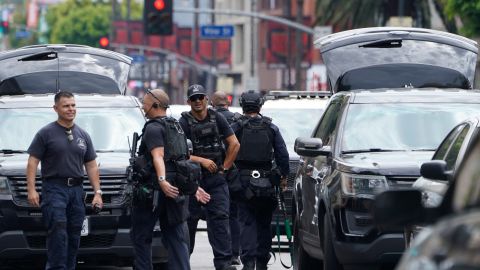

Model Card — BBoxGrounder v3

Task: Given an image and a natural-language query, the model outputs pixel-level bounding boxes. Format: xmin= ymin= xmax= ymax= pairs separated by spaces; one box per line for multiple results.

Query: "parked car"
xmin=261 ymin=91 xmax=329 ymax=240
xmin=374 ymin=126 xmax=480 ymax=270
xmin=292 ymin=27 xmax=479 ymax=270
xmin=0 ymin=44 xmax=132 ymax=95
xmin=0 ymin=94 xmax=168 ymax=268
xmin=396 ymin=117 xmax=480 ymax=248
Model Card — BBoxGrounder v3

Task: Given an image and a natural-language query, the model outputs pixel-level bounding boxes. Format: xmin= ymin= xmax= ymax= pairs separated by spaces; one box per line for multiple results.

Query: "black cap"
xmin=187 ymin=84 xmax=207 ymax=98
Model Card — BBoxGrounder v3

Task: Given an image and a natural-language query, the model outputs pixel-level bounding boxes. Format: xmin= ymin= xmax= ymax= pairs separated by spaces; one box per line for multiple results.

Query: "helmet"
xmin=239 ymin=90 xmax=264 ymax=109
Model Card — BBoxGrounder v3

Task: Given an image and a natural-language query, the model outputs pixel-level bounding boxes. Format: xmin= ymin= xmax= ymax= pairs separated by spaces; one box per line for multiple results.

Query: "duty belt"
xmin=240 ymin=169 xmax=271 ymax=178
xmin=44 ymin=177 xmax=83 ymax=187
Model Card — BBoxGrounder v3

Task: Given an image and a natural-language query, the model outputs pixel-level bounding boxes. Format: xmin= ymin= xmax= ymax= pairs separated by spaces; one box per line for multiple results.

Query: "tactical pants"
xmin=130 ymin=202 xmax=190 ymax=270
xmin=237 ymin=197 xmax=277 ymax=268
xmin=41 ymin=181 xmax=85 ymax=270
xmin=230 ymin=200 xmax=241 ymax=258
xmin=188 ymin=173 xmax=233 ymax=270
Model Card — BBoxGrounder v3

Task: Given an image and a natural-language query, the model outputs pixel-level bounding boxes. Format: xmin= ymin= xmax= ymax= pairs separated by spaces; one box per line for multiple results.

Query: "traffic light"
xmin=0 ymin=21 xmax=9 ymax=34
xmin=99 ymin=36 xmax=110 ymax=49
xmin=144 ymin=0 xmax=173 ymax=36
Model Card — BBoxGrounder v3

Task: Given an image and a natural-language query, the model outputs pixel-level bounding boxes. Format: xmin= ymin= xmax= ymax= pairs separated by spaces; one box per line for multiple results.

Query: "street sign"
xmin=130 ymin=54 xmax=146 ymax=64
xmin=200 ymin=25 xmax=234 ymax=39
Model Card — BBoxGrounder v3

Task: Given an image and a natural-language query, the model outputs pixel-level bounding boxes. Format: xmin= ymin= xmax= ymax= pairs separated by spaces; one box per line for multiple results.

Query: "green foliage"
xmin=443 ymin=0 xmax=480 ymax=36
xmin=46 ymin=0 xmax=111 ymax=47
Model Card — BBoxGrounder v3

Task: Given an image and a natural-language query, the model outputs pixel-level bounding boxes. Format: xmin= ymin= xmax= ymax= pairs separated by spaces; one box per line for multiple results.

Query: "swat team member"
xmin=231 ymin=90 xmax=289 ymax=270
xmin=131 ymin=89 xmax=211 ymax=270
xmin=26 ymin=91 xmax=103 ymax=270
xmin=180 ymin=84 xmax=240 ymax=270
xmin=211 ymin=90 xmax=242 ymax=265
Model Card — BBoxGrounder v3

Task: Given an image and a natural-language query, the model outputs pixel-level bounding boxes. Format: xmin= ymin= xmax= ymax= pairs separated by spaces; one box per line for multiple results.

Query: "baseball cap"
xmin=187 ymin=84 xmax=207 ymax=98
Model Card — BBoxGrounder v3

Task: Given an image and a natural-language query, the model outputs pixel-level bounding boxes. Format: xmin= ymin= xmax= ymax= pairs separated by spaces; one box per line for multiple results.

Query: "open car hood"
xmin=315 ymin=27 xmax=478 ymax=92
xmin=0 ymin=44 xmax=132 ymax=95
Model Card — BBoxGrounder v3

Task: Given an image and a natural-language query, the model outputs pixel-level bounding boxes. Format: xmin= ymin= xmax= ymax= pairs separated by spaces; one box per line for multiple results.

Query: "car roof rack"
xmin=265 ymin=90 xmax=332 ymax=100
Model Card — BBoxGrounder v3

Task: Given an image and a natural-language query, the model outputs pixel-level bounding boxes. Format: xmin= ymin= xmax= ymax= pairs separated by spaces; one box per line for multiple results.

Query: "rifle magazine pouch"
xmin=175 ymin=160 xmax=201 ymax=195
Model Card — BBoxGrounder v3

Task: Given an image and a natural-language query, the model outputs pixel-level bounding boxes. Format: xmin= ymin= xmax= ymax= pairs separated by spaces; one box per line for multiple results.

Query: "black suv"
xmin=292 ymin=27 xmax=480 ymax=269
xmin=0 ymin=94 xmax=167 ymax=267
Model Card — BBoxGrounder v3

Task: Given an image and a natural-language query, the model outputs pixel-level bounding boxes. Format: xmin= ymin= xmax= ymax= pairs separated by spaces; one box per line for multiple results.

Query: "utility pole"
xmin=127 ymin=0 xmax=131 ymax=43
xmin=191 ymin=0 xmax=199 ymax=83
xmin=250 ymin=0 xmax=256 ymax=78
xmin=294 ymin=0 xmax=304 ymax=90
xmin=285 ymin=1 xmax=292 ymax=90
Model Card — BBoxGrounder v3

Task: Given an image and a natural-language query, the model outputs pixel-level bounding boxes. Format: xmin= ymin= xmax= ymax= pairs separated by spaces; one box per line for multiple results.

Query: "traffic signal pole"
xmin=174 ymin=7 xmax=315 ymax=35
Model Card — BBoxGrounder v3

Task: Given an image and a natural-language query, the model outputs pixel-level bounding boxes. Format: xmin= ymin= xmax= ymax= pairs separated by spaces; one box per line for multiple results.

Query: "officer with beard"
xmin=180 ymin=85 xmax=240 ymax=270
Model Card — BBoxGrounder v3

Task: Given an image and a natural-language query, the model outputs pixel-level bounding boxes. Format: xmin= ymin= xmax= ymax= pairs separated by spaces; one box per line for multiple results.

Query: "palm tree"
xmin=314 ymin=0 xmax=456 ymax=33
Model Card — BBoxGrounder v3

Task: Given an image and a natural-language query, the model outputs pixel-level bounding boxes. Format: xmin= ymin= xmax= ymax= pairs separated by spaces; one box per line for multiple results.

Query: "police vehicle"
xmin=0 ymin=44 xmax=131 ymax=96
xmin=0 ymin=95 xmax=168 ymax=268
xmin=292 ymin=27 xmax=480 ymax=270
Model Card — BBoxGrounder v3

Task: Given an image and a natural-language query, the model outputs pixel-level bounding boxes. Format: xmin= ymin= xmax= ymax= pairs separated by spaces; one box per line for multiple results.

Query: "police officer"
xmin=131 ymin=89 xmax=210 ymax=270
xmin=180 ymin=84 xmax=240 ymax=270
xmin=26 ymin=91 xmax=103 ymax=270
xmin=231 ymin=90 xmax=289 ymax=270
xmin=211 ymin=91 xmax=241 ymax=265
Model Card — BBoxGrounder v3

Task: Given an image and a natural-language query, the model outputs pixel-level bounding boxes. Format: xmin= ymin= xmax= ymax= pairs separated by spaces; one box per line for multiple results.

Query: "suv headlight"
xmin=0 ymin=177 xmax=9 ymax=194
xmin=340 ymin=173 xmax=388 ymax=196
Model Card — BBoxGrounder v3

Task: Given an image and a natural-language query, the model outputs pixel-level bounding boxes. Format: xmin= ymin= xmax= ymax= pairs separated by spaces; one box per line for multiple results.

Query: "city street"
xmin=77 ymin=221 xmax=291 ymax=270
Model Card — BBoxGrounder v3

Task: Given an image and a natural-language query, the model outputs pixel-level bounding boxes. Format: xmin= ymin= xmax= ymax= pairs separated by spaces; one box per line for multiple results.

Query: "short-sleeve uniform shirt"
xmin=28 ymin=122 xmax=97 ymax=179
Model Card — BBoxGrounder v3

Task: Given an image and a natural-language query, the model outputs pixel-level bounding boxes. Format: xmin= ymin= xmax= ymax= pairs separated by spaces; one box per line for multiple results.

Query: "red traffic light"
xmin=99 ymin=37 xmax=109 ymax=48
xmin=154 ymin=0 xmax=165 ymax=10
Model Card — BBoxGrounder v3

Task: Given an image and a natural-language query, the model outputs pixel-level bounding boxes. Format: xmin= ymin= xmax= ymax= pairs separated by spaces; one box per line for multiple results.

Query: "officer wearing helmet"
xmin=231 ymin=90 xmax=289 ymax=270
xmin=179 ymin=84 xmax=240 ymax=270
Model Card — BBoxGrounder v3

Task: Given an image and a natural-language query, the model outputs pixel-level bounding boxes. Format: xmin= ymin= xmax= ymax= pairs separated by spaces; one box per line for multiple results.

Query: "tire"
xmin=323 ymin=213 xmax=343 ymax=270
xmin=293 ymin=216 xmax=323 ymax=270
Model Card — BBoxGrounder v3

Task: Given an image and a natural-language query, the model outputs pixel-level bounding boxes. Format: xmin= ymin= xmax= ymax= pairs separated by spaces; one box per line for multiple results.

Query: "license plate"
xmin=81 ymin=217 xmax=89 ymax=236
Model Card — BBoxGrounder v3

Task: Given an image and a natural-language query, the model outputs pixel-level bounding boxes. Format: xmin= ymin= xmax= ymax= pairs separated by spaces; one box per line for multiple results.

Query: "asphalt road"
xmin=74 ymin=221 xmax=291 ymax=270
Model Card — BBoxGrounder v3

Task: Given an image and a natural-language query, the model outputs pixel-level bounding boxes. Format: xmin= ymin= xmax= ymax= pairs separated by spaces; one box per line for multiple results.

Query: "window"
xmin=444 ymin=125 xmax=470 ymax=170
xmin=314 ymin=101 xmax=343 ymax=147
xmin=434 ymin=124 xmax=466 ymax=160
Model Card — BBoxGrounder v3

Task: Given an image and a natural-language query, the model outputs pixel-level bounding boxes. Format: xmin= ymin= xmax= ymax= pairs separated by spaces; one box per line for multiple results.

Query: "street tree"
xmin=45 ymin=0 xmax=142 ymax=47
xmin=314 ymin=0 xmax=455 ymax=33
xmin=443 ymin=0 xmax=480 ymax=37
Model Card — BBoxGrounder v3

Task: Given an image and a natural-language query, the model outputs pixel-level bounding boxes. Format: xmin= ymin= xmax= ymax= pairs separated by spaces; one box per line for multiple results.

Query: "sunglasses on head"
xmin=189 ymin=95 xmax=205 ymax=102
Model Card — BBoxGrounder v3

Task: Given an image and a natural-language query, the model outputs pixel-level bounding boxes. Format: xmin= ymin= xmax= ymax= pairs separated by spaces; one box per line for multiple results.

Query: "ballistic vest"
xmin=235 ymin=115 xmax=274 ymax=170
xmin=181 ymin=109 xmax=225 ymax=165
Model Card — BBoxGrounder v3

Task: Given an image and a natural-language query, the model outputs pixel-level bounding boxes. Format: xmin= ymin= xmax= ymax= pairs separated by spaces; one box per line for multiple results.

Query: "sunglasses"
xmin=65 ymin=128 xmax=73 ymax=142
xmin=189 ymin=95 xmax=206 ymax=102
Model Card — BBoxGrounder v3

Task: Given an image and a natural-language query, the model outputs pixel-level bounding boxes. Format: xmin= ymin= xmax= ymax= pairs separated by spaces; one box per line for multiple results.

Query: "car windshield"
xmin=0 ymin=107 xmax=145 ymax=152
xmin=341 ymin=103 xmax=480 ymax=152
xmin=261 ymin=107 xmax=324 ymax=156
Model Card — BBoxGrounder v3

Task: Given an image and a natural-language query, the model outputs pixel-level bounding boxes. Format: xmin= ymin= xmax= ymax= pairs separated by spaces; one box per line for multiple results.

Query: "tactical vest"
xmin=215 ymin=107 xmax=243 ymax=125
xmin=181 ymin=109 xmax=225 ymax=165
xmin=138 ymin=117 xmax=189 ymax=164
xmin=235 ymin=115 xmax=274 ymax=170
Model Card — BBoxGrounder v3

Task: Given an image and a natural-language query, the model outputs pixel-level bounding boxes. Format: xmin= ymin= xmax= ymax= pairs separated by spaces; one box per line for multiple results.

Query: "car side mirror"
xmin=294 ymin=137 xmax=328 ymax=157
xmin=420 ymin=160 xmax=448 ymax=181
xmin=373 ymin=189 xmax=424 ymax=229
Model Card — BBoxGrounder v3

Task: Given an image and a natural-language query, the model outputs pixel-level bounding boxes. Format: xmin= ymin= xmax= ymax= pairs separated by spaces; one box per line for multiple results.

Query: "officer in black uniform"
xmin=131 ymin=89 xmax=210 ymax=270
xmin=211 ymin=91 xmax=241 ymax=265
xmin=231 ymin=90 xmax=289 ymax=270
xmin=179 ymin=84 xmax=240 ymax=270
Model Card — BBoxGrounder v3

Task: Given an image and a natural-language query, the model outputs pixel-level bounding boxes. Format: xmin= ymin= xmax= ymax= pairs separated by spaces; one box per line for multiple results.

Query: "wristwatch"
xmin=95 ymin=189 xmax=103 ymax=196
xmin=158 ymin=176 xmax=166 ymax=182
xmin=219 ymin=166 xmax=229 ymax=174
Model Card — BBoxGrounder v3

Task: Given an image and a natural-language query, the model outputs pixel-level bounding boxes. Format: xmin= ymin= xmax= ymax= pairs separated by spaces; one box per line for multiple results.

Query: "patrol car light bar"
xmin=265 ymin=90 xmax=332 ymax=100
